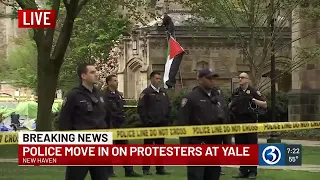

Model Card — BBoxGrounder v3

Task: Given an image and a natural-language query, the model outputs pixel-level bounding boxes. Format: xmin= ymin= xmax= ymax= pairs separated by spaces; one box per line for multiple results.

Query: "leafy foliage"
xmin=122 ymin=88 xmax=289 ymax=127
xmin=260 ymin=91 xmax=288 ymax=122
xmin=1 ymin=34 xmax=37 ymax=90
xmin=0 ymin=0 xmax=133 ymax=93
xmin=179 ymin=0 xmax=320 ymax=88
xmin=95 ymin=41 xmax=122 ymax=88
xmin=300 ymin=0 xmax=320 ymax=19
xmin=0 ymin=58 xmax=10 ymax=80
xmin=0 ymin=0 xmax=152 ymax=131
xmin=58 ymin=0 xmax=130 ymax=91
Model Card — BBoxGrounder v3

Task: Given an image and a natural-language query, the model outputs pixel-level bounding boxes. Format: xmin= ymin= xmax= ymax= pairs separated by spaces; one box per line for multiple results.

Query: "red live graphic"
xmin=18 ymin=10 xmax=56 ymax=28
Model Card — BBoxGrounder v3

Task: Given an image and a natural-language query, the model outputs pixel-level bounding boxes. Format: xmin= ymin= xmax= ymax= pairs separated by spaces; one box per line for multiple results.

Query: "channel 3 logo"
xmin=259 ymin=144 xmax=285 ymax=166
xmin=262 ymin=146 xmax=281 ymax=165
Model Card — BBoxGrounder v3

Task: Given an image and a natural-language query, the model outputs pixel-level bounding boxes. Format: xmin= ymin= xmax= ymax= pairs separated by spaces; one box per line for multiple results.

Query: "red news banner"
xmin=19 ymin=144 xmax=258 ymax=166
xmin=18 ymin=132 xmax=258 ymax=166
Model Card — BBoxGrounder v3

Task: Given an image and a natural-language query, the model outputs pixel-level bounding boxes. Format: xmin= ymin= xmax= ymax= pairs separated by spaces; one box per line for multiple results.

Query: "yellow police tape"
xmin=1 ymin=121 xmax=320 ymax=145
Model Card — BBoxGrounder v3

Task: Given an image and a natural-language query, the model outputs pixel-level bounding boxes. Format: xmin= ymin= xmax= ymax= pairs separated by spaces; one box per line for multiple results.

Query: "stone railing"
xmin=137 ymin=26 xmax=291 ymax=41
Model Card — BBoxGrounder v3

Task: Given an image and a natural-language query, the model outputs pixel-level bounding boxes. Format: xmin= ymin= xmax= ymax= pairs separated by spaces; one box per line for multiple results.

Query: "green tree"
xmin=0 ymin=0 xmax=130 ymax=93
xmin=0 ymin=58 xmax=10 ymax=81
xmin=59 ymin=0 xmax=129 ymax=91
xmin=4 ymin=35 xmax=37 ymax=89
xmin=0 ymin=0 xmax=150 ymax=130
xmin=180 ymin=0 xmax=320 ymax=88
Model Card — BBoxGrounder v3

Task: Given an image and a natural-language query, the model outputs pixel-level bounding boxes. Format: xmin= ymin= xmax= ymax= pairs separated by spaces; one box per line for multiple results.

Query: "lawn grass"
xmin=0 ymin=163 xmax=319 ymax=180
xmin=1 ymin=139 xmax=320 ymax=165
xmin=1 ymin=138 xmax=320 ymax=179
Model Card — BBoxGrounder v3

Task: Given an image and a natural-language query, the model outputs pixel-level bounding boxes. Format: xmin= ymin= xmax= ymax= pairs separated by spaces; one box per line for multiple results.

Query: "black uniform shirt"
xmin=137 ymin=85 xmax=171 ymax=126
xmin=212 ymin=87 xmax=230 ymax=124
xmin=103 ymin=88 xmax=126 ymax=128
xmin=177 ymin=86 xmax=225 ymax=126
xmin=58 ymin=85 xmax=108 ymax=130
xmin=231 ymin=85 xmax=265 ymax=117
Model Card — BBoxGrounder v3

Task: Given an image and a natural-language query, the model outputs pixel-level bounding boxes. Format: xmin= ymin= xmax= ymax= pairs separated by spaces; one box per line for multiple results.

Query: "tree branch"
xmin=63 ymin=0 xmax=70 ymax=12
xmin=15 ymin=0 xmax=38 ymax=9
xmin=14 ymin=0 xmax=43 ymax=45
xmin=219 ymin=0 xmax=258 ymax=72
xmin=259 ymin=45 xmax=320 ymax=92
xmin=45 ymin=0 xmax=61 ymax=56
xmin=259 ymin=55 xmax=317 ymax=92
xmin=0 ymin=0 xmax=15 ymax=6
xmin=76 ymin=0 xmax=89 ymax=15
xmin=51 ymin=0 xmax=84 ymax=67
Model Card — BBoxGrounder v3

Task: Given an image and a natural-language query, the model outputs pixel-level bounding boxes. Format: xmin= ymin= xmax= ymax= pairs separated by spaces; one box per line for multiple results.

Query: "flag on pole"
xmin=163 ymin=36 xmax=185 ymax=89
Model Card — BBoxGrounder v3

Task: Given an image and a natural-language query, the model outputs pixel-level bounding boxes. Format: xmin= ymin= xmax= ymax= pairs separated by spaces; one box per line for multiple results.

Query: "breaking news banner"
xmin=17 ymin=132 xmax=302 ymax=166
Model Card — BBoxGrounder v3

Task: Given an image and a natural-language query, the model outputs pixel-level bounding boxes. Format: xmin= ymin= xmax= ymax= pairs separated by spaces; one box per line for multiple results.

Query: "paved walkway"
xmin=257 ymin=138 xmax=320 ymax=147
xmin=0 ymin=158 xmax=17 ymax=162
xmin=172 ymin=137 xmax=320 ymax=147
xmin=223 ymin=164 xmax=320 ymax=172
xmin=0 ymin=158 xmax=319 ymax=172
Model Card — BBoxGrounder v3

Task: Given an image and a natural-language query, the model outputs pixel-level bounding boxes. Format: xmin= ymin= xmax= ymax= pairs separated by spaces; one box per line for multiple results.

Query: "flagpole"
xmin=179 ymin=68 xmax=183 ymax=88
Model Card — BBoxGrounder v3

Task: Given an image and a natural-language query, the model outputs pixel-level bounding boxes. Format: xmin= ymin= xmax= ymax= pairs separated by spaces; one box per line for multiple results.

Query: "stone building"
xmin=116 ymin=24 xmax=292 ymax=99
xmin=288 ymin=4 xmax=320 ymax=121
xmin=0 ymin=3 xmax=23 ymax=61
xmin=115 ymin=0 xmax=292 ymax=99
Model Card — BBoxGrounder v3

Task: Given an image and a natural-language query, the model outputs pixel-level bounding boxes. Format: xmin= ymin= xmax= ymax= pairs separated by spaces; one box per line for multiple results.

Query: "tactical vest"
xmin=232 ymin=87 xmax=255 ymax=115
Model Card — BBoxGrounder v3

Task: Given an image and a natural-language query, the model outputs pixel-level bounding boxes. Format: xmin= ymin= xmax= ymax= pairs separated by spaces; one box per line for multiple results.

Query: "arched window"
xmin=196 ymin=61 xmax=209 ymax=70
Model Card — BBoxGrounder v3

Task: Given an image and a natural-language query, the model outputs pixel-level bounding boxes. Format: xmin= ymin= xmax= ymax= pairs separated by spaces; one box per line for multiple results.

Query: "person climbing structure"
xmin=162 ymin=12 xmax=175 ymax=40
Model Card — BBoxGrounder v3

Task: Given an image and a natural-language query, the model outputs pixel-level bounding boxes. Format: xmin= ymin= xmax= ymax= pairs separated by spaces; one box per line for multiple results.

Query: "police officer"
xmin=177 ymin=68 xmax=225 ymax=180
xmin=103 ymin=74 xmax=142 ymax=178
xmin=230 ymin=72 xmax=267 ymax=180
xmin=137 ymin=71 xmax=171 ymax=176
xmin=58 ymin=63 xmax=109 ymax=180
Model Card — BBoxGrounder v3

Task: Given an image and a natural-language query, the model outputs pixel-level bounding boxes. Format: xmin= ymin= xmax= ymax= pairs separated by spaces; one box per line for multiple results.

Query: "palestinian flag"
xmin=163 ymin=36 xmax=185 ymax=89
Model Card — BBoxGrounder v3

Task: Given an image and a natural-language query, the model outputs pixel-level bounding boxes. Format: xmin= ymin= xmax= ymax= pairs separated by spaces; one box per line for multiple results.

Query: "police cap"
xmin=198 ymin=68 xmax=219 ymax=78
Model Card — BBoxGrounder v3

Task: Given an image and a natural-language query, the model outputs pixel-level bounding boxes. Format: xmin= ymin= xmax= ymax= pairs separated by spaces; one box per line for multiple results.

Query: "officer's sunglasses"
xmin=239 ymin=76 xmax=248 ymax=79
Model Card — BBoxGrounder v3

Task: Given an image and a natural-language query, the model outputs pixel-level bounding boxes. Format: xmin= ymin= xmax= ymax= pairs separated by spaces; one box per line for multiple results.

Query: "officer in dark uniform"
xmin=177 ymin=68 xmax=225 ymax=180
xmin=103 ymin=74 xmax=142 ymax=178
xmin=192 ymin=86 xmax=232 ymax=146
xmin=137 ymin=71 xmax=171 ymax=176
xmin=58 ymin=63 xmax=109 ymax=180
xmin=230 ymin=72 xmax=267 ymax=180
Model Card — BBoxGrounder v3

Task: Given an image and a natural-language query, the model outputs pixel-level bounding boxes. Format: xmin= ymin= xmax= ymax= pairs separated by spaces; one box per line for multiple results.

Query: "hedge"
xmin=51 ymin=88 xmax=320 ymax=139
xmin=259 ymin=129 xmax=320 ymax=140
xmin=52 ymin=88 xmax=288 ymax=129
xmin=123 ymin=88 xmax=289 ymax=127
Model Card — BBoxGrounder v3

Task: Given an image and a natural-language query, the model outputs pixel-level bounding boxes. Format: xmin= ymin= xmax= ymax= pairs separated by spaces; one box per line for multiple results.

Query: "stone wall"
xmin=147 ymin=26 xmax=291 ymax=90
xmin=148 ymin=36 xmax=240 ymax=89
xmin=289 ymin=92 xmax=320 ymax=121
xmin=117 ymin=26 xmax=292 ymax=99
xmin=288 ymin=6 xmax=320 ymax=121
xmin=0 ymin=83 xmax=33 ymax=96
